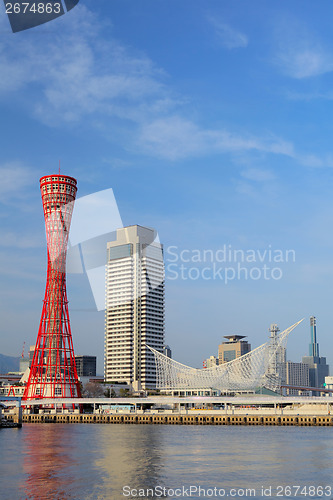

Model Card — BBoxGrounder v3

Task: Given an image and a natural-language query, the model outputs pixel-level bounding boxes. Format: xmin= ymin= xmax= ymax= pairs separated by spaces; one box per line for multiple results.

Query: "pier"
xmin=0 ymin=399 xmax=22 ymax=428
xmin=8 ymin=395 xmax=332 ymax=427
xmin=21 ymin=412 xmax=333 ymax=426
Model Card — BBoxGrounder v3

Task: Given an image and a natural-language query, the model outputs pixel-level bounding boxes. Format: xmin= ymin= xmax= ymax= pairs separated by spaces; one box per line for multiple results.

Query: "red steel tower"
xmin=23 ymin=174 xmax=81 ymax=400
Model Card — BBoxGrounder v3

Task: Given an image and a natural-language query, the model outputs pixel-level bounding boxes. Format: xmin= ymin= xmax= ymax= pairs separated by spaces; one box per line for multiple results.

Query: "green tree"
xmin=104 ymin=387 xmax=116 ymax=398
xmin=119 ymin=388 xmax=131 ymax=398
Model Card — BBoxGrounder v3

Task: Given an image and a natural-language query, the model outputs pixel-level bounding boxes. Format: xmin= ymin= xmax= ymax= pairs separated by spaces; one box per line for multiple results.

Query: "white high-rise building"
xmin=104 ymin=225 xmax=165 ymax=391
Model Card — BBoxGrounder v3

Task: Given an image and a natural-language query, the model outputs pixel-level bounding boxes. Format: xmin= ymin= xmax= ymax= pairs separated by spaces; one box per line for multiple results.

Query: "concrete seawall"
xmin=22 ymin=413 xmax=333 ymax=426
xmin=1 ymin=407 xmax=22 ymax=428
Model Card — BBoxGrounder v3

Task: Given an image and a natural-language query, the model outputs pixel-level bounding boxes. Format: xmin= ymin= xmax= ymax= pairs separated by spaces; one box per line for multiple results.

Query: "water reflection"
xmin=94 ymin=425 xmax=166 ymax=497
xmin=19 ymin=424 xmax=166 ymax=499
xmin=152 ymin=426 xmax=333 ymax=495
xmin=20 ymin=424 xmax=80 ymax=499
xmin=9 ymin=424 xmax=333 ymax=500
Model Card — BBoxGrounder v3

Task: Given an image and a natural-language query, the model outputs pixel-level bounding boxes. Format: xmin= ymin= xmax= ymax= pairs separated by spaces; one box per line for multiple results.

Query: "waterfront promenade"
xmin=2 ymin=395 xmax=333 ymax=427
xmin=21 ymin=412 xmax=333 ymax=426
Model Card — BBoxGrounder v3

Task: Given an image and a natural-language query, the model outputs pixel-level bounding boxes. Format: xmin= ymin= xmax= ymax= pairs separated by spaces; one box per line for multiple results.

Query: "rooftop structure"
xmin=223 ymin=335 xmax=247 ymax=341
xmin=218 ymin=335 xmax=251 ymax=364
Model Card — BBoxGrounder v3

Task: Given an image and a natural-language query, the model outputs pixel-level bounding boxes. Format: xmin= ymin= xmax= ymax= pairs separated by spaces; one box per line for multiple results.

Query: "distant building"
xmin=302 ymin=355 xmax=329 ymax=391
xmin=29 ymin=345 xmax=35 ymax=368
xmin=203 ymin=356 xmax=219 ymax=368
xmin=302 ymin=317 xmax=329 ymax=394
xmin=286 ymin=362 xmax=310 ymax=395
xmin=324 ymin=376 xmax=333 ymax=390
xmin=218 ymin=335 xmax=251 ymax=364
xmin=163 ymin=345 xmax=172 ymax=359
xmin=0 ymin=374 xmax=26 ymax=397
xmin=0 ymin=383 xmax=25 ymax=397
xmin=19 ymin=357 xmax=29 ymax=373
xmin=75 ymin=356 xmax=97 ymax=377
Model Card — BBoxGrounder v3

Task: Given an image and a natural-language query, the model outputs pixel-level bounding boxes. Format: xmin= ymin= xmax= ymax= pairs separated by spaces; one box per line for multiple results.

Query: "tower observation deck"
xmin=23 ymin=175 xmax=81 ymax=400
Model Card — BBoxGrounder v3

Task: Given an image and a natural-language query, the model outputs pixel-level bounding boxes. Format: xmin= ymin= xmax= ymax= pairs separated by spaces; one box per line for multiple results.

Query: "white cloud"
xmin=0 ymin=162 xmax=37 ymax=204
xmin=208 ymin=17 xmax=248 ymax=49
xmin=273 ymin=20 xmax=333 ymax=79
xmin=285 ymin=89 xmax=333 ymax=104
xmin=0 ymin=232 xmax=42 ymax=249
xmin=137 ymin=115 xmax=333 ymax=167
xmin=136 ymin=115 xmax=296 ymax=161
xmin=236 ymin=168 xmax=279 ymax=202
xmin=137 ymin=117 xmax=208 ymax=160
xmin=241 ymin=168 xmax=276 ymax=182
xmin=0 ymin=250 xmax=43 ymax=281
xmin=0 ymin=5 xmax=173 ymax=125
xmin=276 ymin=47 xmax=333 ymax=79
xmin=0 ymin=6 xmax=331 ymax=168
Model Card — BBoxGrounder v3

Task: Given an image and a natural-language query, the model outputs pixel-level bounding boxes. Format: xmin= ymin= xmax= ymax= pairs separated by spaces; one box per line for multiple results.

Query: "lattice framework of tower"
xmin=23 ymin=174 xmax=81 ymax=400
xmin=148 ymin=320 xmax=303 ymax=393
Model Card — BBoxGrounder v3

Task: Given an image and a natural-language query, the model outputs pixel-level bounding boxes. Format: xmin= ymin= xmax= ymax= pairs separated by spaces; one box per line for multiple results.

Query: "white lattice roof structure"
xmin=148 ymin=320 xmax=303 ymax=393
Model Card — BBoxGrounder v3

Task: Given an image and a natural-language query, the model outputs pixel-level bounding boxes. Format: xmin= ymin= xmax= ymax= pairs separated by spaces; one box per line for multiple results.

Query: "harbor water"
xmin=1 ymin=424 xmax=333 ymax=499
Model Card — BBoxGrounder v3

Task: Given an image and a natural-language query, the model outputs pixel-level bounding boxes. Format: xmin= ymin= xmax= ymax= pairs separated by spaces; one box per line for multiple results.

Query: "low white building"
xmin=203 ymin=356 xmax=219 ymax=368
xmin=324 ymin=376 xmax=333 ymax=390
xmin=0 ymin=369 xmax=29 ymax=397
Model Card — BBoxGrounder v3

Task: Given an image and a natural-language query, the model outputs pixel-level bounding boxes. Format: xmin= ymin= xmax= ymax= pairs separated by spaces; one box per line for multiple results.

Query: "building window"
xmin=223 ymin=350 xmax=236 ymax=362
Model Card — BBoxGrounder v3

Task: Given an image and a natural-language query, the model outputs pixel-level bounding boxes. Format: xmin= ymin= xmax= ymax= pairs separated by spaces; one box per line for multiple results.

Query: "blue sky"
xmin=1 ymin=0 xmax=333 ymax=373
